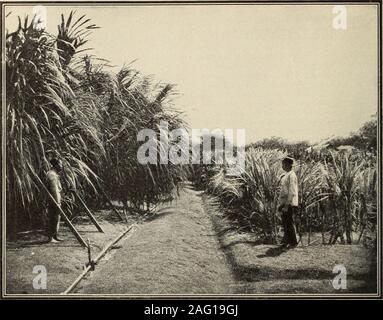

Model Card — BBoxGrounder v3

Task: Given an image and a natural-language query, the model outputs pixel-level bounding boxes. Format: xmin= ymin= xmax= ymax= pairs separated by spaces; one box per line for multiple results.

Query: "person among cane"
xmin=278 ymin=156 xmax=298 ymax=249
xmin=46 ymin=158 xmax=64 ymax=243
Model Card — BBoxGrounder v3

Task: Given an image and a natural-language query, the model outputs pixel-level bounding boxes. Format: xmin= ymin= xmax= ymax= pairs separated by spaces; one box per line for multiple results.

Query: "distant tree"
xmin=358 ymin=113 xmax=377 ymax=151
xmin=251 ymin=136 xmax=287 ymax=150
xmin=329 ymin=113 xmax=377 ymax=152
xmin=248 ymin=137 xmax=311 ymax=160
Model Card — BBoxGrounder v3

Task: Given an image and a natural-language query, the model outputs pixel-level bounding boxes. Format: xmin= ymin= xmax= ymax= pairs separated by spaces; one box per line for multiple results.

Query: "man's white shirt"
xmin=47 ymin=170 xmax=62 ymax=204
xmin=278 ymin=170 xmax=298 ymax=207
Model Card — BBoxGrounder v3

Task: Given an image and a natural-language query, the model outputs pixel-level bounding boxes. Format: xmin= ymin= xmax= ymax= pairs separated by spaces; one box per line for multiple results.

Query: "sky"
xmin=4 ymin=4 xmax=378 ymax=144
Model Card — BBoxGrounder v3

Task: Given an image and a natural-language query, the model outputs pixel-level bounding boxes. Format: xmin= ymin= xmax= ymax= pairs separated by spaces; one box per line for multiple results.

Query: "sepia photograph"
xmin=1 ymin=1 xmax=381 ymax=301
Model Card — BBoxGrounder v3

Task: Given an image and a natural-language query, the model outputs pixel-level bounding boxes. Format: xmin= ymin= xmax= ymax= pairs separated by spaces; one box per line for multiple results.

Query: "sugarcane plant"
xmin=316 ymin=151 xmax=371 ymax=244
xmin=6 ymin=11 xmax=189 ymax=236
xmin=6 ymin=14 xmax=105 ymax=235
xmin=200 ymin=145 xmax=377 ymax=246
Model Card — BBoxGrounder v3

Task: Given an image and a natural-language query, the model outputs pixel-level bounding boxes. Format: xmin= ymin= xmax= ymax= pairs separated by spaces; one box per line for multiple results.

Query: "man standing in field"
xmin=278 ymin=156 xmax=298 ymax=249
xmin=46 ymin=158 xmax=64 ymax=243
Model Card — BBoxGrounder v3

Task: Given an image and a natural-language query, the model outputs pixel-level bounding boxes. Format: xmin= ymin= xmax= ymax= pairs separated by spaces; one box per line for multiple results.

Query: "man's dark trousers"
xmin=47 ymin=203 xmax=60 ymax=238
xmin=281 ymin=206 xmax=298 ymax=245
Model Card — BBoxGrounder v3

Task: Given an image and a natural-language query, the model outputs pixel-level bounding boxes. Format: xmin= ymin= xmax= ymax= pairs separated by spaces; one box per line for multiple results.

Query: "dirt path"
xmin=77 ymin=186 xmax=235 ymax=294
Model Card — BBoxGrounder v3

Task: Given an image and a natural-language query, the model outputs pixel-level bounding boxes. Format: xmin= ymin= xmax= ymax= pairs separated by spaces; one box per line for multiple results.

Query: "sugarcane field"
xmin=2 ymin=3 xmax=381 ymax=300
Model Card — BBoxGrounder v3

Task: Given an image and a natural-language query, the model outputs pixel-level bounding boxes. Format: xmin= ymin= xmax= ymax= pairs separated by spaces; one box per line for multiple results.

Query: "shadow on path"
xmin=256 ymin=246 xmax=286 ymax=258
xmin=145 ymin=209 xmax=175 ymax=222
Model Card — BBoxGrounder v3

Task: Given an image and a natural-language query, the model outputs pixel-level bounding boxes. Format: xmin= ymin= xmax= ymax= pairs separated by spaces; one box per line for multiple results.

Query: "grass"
xmin=79 ymin=186 xmax=234 ymax=294
xmin=6 ymin=186 xmax=378 ymax=295
xmin=203 ymin=194 xmax=377 ymax=294
xmin=6 ymin=210 xmax=135 ymax=294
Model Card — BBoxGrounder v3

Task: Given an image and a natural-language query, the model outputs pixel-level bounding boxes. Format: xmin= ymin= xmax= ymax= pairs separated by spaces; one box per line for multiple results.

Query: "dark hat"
xmin=50 ymin=157 xmax=61 ymax=167
xmin=282 ymin=156 xmax=294 ymax=165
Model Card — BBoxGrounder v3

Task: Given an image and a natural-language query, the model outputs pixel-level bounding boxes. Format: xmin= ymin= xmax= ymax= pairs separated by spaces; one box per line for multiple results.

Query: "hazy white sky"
xmin=5 ymin=4 xmax=378 ymax=144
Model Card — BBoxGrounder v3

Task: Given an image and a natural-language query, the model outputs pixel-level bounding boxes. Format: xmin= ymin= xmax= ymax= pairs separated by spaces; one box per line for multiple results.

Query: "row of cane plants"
xmin=197 ymin=147 xmax=377 ymax=246
xmin=6 ymin=11 xmax=189 ymax=235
